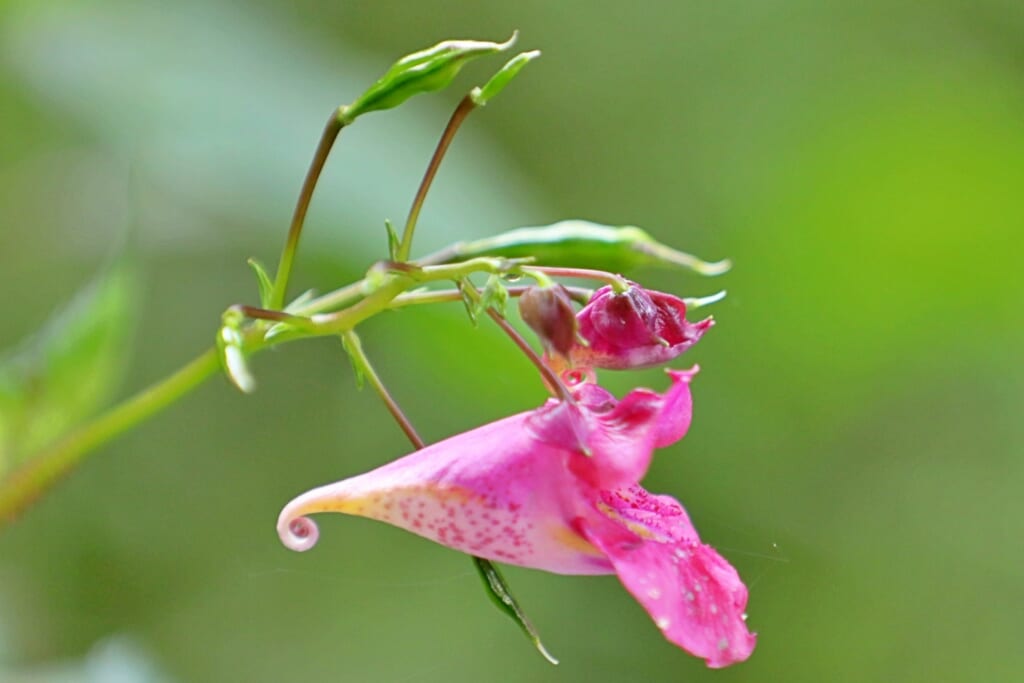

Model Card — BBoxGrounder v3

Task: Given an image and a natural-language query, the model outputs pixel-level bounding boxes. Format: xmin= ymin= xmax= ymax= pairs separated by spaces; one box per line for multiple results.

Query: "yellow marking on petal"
xmin=596 ymin=501 xmax=672 ymax=541
xmin=552 ymin=526 xmax=605 ymax=557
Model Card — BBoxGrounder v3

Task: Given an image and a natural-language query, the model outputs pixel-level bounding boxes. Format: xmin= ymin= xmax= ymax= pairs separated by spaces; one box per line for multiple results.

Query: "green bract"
xmin=342 ymin=33 xmax=518 ymax=124
xmin=471 ymin=50 xmax=542 ymax=107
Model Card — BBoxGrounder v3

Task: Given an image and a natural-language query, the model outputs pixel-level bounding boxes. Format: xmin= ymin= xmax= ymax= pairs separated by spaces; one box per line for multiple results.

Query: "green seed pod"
xmin=343 ymin=34 xmax=518 ymax=124
xmin=420 ymin=220 xmax=731 ymax=276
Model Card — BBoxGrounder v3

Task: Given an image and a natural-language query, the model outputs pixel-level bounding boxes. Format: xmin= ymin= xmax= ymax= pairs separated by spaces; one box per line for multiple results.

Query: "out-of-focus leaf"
xmin=470 ymin=50 xmax=542 ymax=107
xmin=342 ymin=34 xmax=518 ymax=124
xmin=420 ymin=220 xmax=731 ymax=275
xmin=0 ymin=264 xmax=137 ymax=470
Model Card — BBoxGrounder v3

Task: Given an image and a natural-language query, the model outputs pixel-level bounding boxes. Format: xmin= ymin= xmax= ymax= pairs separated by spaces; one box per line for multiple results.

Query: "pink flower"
xmin=277 ymin=368 xmax=755 ymax=667
xmin=569 ymin=284 xmax=713 ymax=370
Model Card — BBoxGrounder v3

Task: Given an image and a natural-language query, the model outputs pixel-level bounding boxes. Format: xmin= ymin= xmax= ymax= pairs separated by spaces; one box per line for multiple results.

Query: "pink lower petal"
xmin=580 ymin=486 xmax=756 ymax=667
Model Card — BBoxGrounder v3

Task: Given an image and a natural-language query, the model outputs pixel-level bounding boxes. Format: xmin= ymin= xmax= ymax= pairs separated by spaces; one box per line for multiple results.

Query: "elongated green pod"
xmin=419 ymin=220 xmax=731 ymax=275
xmin=342 ymin=34 xmax=518 ymax=124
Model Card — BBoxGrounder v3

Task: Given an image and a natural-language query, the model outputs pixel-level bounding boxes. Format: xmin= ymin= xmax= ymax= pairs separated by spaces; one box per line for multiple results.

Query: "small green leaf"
xmin=473 ymin=557 xmax=558 ymax=665
xmin=342 ymin=33 xmax=518 ymax=124
xmin=247 ymin=258 xmax=275 ymax=308
xmin=0 ymin=263 xmax=137 ymax=469
xmin=423 ymin=220 xmax=732 ymax=276
xmin=470 ymin=50 xmax=541 ymax=107
xmin=384 ymin=219 xmax=400 ymax=261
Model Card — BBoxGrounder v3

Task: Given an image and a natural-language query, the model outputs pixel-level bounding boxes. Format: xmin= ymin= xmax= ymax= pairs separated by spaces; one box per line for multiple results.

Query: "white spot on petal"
xmin=656 ymin=617 xmax=671 ymax=631
xmin=717 ymin=637 xmax=730 ymax=651
xmin=647 ymin=588 xmax=662 ymax=600
xmin=685 ymin=591 xmax=695 ymax=602
xmin=710 ymin=605 xmax=718 ymax=614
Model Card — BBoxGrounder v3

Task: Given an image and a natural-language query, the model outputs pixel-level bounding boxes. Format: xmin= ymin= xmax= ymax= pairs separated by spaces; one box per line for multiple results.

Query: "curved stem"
xmin=389 ymin=285 xmax=593 ymax=309
xmin=522 ymin=265 xmax=630 ymax=292
xmin=271 ymin=109 xmax=346 ymax=309
xmin=458 ymin=283 xmax=572 ymax=403
xmin=0 ymin=349 xmax=221 ymax=525
xmin=397 ymin=95 xmax=477 ymax=262
xmin=341 ymin=330 xmax=424 ymax=449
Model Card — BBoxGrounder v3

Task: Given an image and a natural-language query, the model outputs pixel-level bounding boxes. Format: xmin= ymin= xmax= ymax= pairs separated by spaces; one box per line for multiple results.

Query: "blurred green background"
xmin=2 ymin=0 xmax=1022 ymax=681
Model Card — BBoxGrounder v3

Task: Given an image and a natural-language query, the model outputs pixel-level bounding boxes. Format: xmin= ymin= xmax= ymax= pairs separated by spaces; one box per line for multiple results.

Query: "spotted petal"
xmin=580 ymin=485 xmax=756 ymax=667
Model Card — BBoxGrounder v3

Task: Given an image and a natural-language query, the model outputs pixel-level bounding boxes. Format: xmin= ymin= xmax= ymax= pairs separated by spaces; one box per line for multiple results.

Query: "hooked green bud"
xmin=217 ymin=310 xmax=255 ymax=393
xmin=341 ymin=34 xmax=518 ymax=124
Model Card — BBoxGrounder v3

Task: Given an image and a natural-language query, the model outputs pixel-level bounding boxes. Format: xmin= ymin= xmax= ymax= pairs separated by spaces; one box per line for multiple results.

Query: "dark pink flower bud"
xmin=571 ymin=284 xmax=713 ymax=369
xmin=518 ymin=284 xmax=578 ymax=356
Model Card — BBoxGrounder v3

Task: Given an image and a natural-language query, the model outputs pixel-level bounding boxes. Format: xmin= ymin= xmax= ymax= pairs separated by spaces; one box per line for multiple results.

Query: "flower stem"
xmin=0 ymin=348 xmax=221 ymax=525
xmin=522 ymin=265 xmax=630 ymax=292
xmin=340 ymin=330 xmax=424 ymax=449
xmin=396 ymin=95 xmax=477 ymax=262
xmin=271 ymin=108 xmax=346 ymax=309
xmin=389 ymin=285 xmax=593 ymax=309
xmin=458 ymin=283 xmax=573 ymax=403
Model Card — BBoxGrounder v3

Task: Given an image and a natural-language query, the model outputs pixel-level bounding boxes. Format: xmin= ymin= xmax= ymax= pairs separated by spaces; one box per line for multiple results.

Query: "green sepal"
xmin=473 ymin=557 xmax=558 ymax=665
xmin=684 ymin=289 xmax=728 ymax=310
xmin=423 ymin=220 xmax=732 ymax=276
xmin=456 ymin=278 xmax=479 ymax=327
xmin=384 ymin=219 xmax=400 ymax=261
xmin=247 ymin=258 xmax=275 ymax=308
xmin=470 ymin=50 xmax=541 ymax=107
xmin=283 ymin=289 xmax=316 ymax=314
xmin=339 ymin=334 xmax=366 ymax=390
xmin=342 ymin=34 xmax=518 ymax=124
xmin=0 ymin=262 xmax=137 ymax=470
xmin=477 ymin=274 xmax=509 ymax=318
xmin=216 ymin=309 xmax=255 ymax=394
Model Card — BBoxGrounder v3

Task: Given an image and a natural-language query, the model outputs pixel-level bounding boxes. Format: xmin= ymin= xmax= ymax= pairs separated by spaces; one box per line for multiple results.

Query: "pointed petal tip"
xmin=666 ymin=365 xmax=699 ymax=382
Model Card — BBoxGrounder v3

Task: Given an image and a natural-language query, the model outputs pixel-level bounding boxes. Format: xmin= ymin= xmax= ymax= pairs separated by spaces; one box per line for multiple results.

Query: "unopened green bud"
xmin=470 ymin=50 xmax=541 ymax=107
xmin=342 ymin=34 xmax=518 ymax=124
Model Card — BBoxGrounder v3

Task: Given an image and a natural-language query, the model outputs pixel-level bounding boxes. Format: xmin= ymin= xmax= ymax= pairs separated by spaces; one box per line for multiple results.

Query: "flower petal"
xmin=278 ymin=412 xmax=613 ymax=575
xmin=526 ymin=368 xmax=697 ymax=489
xmin=571 ymin=284 xmax=713 ymax=370
xmin=580 ymin=485 xmax=756 ymax=667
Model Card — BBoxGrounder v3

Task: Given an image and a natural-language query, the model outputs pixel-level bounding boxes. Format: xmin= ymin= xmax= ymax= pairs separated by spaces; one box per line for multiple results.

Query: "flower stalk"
xmin=270 ymin=108 xmax=347 ymax=310
xmin=397 ymin=94 xmax=477 ymax=262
